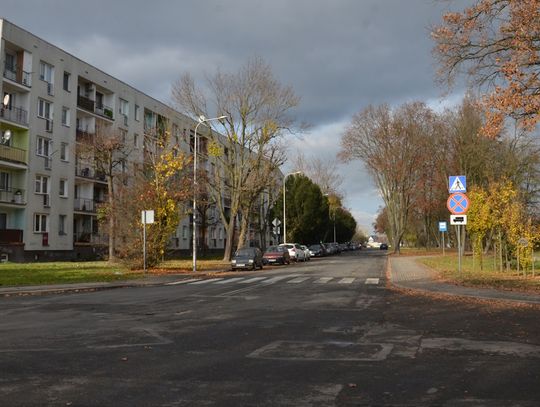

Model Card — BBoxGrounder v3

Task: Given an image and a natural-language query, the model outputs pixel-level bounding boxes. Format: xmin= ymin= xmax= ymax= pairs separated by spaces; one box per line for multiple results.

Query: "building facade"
xmin=0 ymin=19 xmax=271 ymax=261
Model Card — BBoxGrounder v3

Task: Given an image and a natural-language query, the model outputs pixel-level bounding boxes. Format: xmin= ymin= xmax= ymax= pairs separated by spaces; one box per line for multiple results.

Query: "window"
xmin=134 ymin=104 xmax=140 ymax=121
xmin=119 ymin=129 xmax=127 ymax=144
xmin=119 ymin=98 xmax=129 ymax=116
xmin=182 ymin=225 xmax=188 ymax=239
xmin=37 ymin=99 xmax=52 ymax=119
xmin=219 ymin=228 xmax=223 ymax=240
xmin=63 ymin=72 xmax=70 ymax=91
xmin=60 ymin=143 xmax=68 ymax=161
xmin=39 ymin=61 xmax=54 ymax=83
xmin=210 ymin=228 xmax=216 ymax=239
xmin=5 ymin=53 xmax=15 ymax=72
xmin=134 ymin=133 xmax=139 ymax=148
xmin=34 ymin=213 xmax=48 ymax=233
xmin=59 ymin=215 xmax=66 ymax=235
xmin=34 ymin=175 xmax=49 ymax=194
xmin=0 ymin=213 xmax=6 ymax=229
xmin=0 ymin=172 xmax=10 ymax=190
xmin=59 ymin=179 xmax=68 ymax=197
xmin=36 ymin=137 xmax=52 ymax=157
xmin=61 ymin=107 xmax=70 ymax=126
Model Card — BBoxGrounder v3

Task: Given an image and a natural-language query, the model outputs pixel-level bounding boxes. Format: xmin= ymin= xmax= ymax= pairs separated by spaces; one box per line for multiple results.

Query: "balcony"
xmin=0 ymin=229 xmax=23 ymax=244
xmin=0 ymin=145 xmax=27 ymax=165
xmin=0 ymin=106 xmax=29 ymax=127
xmin=3 ymin=64 xmax=31 ymax=88
xmin=95 ymin=104 xmax=114 ymax=120
xmin=74 ymin=197 xmax=96 ymax=212
xmin=74 ymin=232 xmax=108 ymax=245
xmin=0 ymin=187 xmax=25 ymax=204
xmin=77 ymin=95 xmax=95 ymax=112
xmin=76 ymin=129 xmax=95 ymax=144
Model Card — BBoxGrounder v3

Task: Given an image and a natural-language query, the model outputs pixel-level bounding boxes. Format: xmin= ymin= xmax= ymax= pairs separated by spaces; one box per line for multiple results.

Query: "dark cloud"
xmin=1 ymin=0 xmax=471 ymax=230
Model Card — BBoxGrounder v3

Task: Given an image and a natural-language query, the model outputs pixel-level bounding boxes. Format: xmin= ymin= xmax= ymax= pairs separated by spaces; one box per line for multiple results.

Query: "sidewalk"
xmin=388 ymin=255 xmax=540 ymax=305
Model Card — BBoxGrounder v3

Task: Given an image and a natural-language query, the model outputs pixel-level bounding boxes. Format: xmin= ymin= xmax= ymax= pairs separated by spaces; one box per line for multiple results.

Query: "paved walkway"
xmin=389 ymin=255 xmax=540 ymax=305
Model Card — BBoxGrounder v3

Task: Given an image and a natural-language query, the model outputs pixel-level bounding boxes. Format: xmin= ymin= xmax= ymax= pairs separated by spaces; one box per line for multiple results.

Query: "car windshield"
xmin=235 ymin=248 xmax=254 ymax=256
xmin=266 ymin=246 xmax=280 ymax=252
xmin=282 ymin=244 xmax=293 ymax=249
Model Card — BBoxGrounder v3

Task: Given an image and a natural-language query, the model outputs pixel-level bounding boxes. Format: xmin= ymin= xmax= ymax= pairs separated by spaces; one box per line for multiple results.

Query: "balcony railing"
xmin=0 ymin=106 xmax=29 ymax=126
xmin=74 ymin=197 xmax=95 ymax=212
xmin=95 ymin=104 xmax=114 ymax=120
xmin=0 ymin=187 xmax=25 ymax=204
xmin=3 ymin=65 xmax=31 ymax=87
xmin=74 ymin=232 xmax=107 ymax=245
xmin=0 ymin=229 xmax=23 ymax=243
xmin=77 ymin=95 xmax=95 ymax=112
xmin=76 ymin=128 xmax=95 ymax=143
xmin=0 ymin=145 xmax=27 ymax=164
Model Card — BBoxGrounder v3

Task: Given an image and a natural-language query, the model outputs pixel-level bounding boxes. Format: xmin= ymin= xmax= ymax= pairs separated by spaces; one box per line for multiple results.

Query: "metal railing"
xmin=77 ymin=95 xmax=95 ymax=112
xmin=3 ymin=65 xmax=32 ymax=88
xmin=95 ymin=104 xmax=114 ymax=120
xmin=0 ymin=187 xmax=25 ymax=204
xmin=74 ymin=232 xmax=108 ymax=244
xmin=0 ymin=229 xmax=23 ymax=243
xmin=74 ymin=197 xmax=95 ymax=212
xmin=0 ymin=106 xmax=29 ymax=126
xmin=0 ymin=144 xmax=27 ymax=164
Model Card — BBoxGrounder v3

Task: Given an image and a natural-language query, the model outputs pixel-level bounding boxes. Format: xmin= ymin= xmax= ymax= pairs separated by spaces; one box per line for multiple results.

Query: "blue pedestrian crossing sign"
xmin=449 ymin=175 xmax=466 ymax=193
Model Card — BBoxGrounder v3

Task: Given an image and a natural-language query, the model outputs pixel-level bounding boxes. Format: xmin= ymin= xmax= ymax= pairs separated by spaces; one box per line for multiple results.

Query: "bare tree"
xmin=340 ymin=102 xmax=436 ymax=253
xmin=293 ymin=151 xmax=344 ymax=197
xmin=77 ymin=122 xmax=131 ymax=262
xmin=172 ymin=57 xmax=302 ymax=260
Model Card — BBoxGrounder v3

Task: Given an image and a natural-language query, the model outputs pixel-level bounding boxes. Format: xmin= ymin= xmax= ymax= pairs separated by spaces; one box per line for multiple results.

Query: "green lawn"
xmin=0 ymin=257 xmax=231 ymax=287
xmin=419 ymin=253 xmax=540 ymax=293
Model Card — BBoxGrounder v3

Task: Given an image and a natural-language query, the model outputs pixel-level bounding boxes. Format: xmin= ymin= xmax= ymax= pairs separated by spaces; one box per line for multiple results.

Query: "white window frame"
xmin=34 ymin=175 xmax=49 ymax=194
xmin=182 ymin=225 xmax=188 ymax=239
xmin=36 ymin=136 xmax=52 ymax=157
xmin=60 ymin=142 xmax=68 ymax=161
xmin=37 ymin=99 xmax=52 ymax=120
xmin=34 ymin=213 xmax=49 ymax=233
xmin=39 ymin=61 xmax=54 ymax=83
xmin=61 ymin=107 xmax=70 ymax=126
xmin=134 ymin=104 xmax=140 ymax=121
xmin=59 ymin=178 xmax=68 ymax=197
xmin=119 ymin=98 xmax=129 ymax=116
xmin=63 ymin=72 xmax=70 ymax=92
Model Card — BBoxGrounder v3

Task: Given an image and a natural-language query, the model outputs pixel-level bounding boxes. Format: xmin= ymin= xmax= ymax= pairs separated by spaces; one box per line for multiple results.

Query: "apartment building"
xmin=0 ymin=19 xmax=270 ymax=261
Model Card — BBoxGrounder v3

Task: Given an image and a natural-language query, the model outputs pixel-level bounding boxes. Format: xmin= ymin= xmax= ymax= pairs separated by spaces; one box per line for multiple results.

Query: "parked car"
xmin=380 ymin=243 xmax=388 ymax=250
xmin=263 ymin=245 xmax=291 ymax=265
xmin=279 ymin=243 xmax=306 ymax=262
xmin=231 ymin=247 xmax=264 ymax=271
xmin=300 ymin=245 xmax=311 ymax=261
xmin=308 ymin=243 xmax=327 ymax=257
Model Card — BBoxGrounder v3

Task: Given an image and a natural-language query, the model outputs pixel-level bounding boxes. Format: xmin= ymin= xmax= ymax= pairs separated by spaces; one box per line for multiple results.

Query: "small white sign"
xmin=272 ymin=217 xmax=281 ymax=227
xmin=141 ymin=210 xmax=154 ymax=224
xmin=450 ymin=215 xmax=467 ymax=225
xmin=438 ymin=221 xmax=447 ymax=232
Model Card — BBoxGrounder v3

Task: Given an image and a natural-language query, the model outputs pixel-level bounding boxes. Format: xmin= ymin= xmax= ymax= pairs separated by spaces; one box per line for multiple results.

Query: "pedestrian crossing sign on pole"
xmin=449 ymin=176 xmax=466 ymax=193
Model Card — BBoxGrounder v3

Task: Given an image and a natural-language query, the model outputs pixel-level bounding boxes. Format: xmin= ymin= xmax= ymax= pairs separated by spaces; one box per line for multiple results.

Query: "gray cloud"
xmin=1 ymin=0 xmax=471 ymax=231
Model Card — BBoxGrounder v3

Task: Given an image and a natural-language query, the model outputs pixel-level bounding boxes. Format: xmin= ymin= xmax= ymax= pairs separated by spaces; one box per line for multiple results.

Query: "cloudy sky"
xmin=2 ymin=0 xmax=469 ymax=232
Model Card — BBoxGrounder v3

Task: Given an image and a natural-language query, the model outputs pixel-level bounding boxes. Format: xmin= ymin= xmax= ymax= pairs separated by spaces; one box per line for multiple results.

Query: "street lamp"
xmin=283 ymin=171 xmax=301 ymax=244
xmin=193 ymin=114 xmax=227 ymax=273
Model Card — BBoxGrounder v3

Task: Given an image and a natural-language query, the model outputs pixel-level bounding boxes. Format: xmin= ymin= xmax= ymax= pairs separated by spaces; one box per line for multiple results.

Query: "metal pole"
xmin=333 ymin=214 xmax=336 ymax=243
xmin=192 ymin=120 xmax=202 ymax=273
xmin=442 ymin=232 xmax=445 ymax=256
xmin=143 ymin=212 xmax=147 ymax=273
xmin=457 ymin=225 xmax=461 ymax=275
xmin=283 ymin=177 xmax=286 ymax=244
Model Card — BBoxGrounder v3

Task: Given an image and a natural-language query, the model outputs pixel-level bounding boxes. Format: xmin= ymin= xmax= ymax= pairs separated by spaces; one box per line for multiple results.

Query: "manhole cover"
xmin=248 ymin=340 xmax=392 ymax=361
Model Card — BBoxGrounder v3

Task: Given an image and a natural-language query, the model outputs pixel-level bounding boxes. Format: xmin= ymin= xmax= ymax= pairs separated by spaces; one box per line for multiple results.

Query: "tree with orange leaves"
xmin=432 ymin=0 xmax=540 ymax=137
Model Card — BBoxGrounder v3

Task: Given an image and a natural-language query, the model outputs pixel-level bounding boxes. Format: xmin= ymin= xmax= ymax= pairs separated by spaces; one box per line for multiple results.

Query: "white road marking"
xmin=188 ymin=278 xmax=224 ymax=285
xmin=338 ymin=278 xmax=355 ymax=284
xmin=166 ymin=279 xmax=201 ymax=285
xmin=365 ymin=278 xmax=380 ymax=285
xmin=315 ymin=277 xmax=333 ymax=284
xmin=288 ymin=277 xmax=310 ymax=284
xmin=261 ymin=275 xmax=298 ymax=284
xmin=215 ymin=277 xmax=245 ymax=284
xmin=240 ymin=277 xmax=267 ymax=284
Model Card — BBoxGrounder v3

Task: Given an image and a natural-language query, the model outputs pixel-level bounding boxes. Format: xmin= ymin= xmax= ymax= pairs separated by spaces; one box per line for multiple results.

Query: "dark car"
xmin=263 ymin=245 xmax=291 ymax=265
xmin=231 ymin=247 xmax=264 ymax=271
xmin=308 ymin=244 xmax=327 ymax=257
xmin=380 ymin=243 xmax=388 ymax=250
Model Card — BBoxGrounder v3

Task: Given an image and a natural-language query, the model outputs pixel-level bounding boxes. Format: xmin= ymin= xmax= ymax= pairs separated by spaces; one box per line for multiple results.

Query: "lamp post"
xmin=283 ymin=171 xmax=301 ymax=244
xmin=193 ymin=114 xmax=227 ymax=272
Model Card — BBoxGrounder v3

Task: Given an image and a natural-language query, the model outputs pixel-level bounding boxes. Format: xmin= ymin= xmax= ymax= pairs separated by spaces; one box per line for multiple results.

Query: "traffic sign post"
xmin=141 ymin=210 xmax=155 ymax=273
xmin=447 ymin=176 xmax=468 ymax=275
xmin=438 ymin=221 xmax=447 ymax=256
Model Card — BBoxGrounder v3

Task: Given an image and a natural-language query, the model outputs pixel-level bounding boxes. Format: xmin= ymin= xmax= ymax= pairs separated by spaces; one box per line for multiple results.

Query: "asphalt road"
xmin=2 ymin=250 xmax=540 ymax=406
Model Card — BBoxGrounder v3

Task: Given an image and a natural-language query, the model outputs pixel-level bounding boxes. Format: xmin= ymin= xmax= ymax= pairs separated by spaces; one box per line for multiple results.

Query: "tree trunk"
xmin=223 ymin=219 xmax=235 ymax=261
